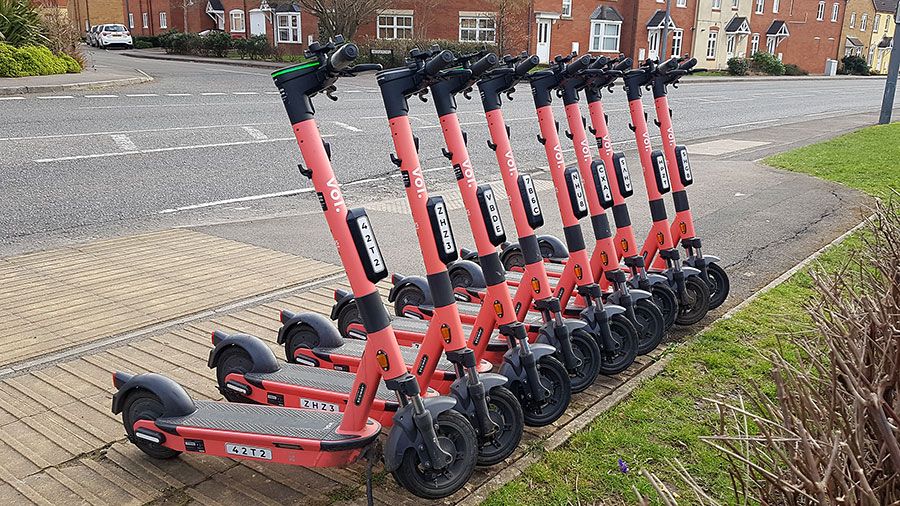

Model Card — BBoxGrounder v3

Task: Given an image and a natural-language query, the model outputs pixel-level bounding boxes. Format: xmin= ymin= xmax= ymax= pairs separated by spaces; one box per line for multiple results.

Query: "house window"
xmin=831 ymin=3 xmax=839 ymax=22
xmin=874 ymin=14 xmax=880 ymax=31
xmin=159 ymin=11 xmax=167 ymax=29
xmin=378 ymin=14 xmax=413 ymax=39
xmin=230 ymin=10 xmax=245 ymax=32
xmin=751 ymin=33 xmax=759 ymax=53
xmin=732 ymin=0 xmax=739 ymax=8
xmin=766 ymin=35 xmax=776 ymax=53
xmin=772 ymin=0 xmax=779 ymax=12
xmin=886 ymin=15 xmax=891 ymax=30
xmin=726 ymin=34 xmax=736 ymax=56
xmin=677 ymin=0 xmax=686 ymax=6
xmin=459 ymin=16 xmax=496 ymax=42
xmin=561 ymin=0 xmax=572 ymax=17
xmin=276 ymin=12 xmax=301 ymax=43
xmin=850 ymin=12 xmax=856 ymax=28
xmin=755 ymin=0 xmax=763 ymax=13
xmin=671 ymin=29 xmax=683 ymax=56
xmin=589 ymin=20 xmax=621 ymax=52
xmin=142 ymin=13 xmax=148 ymax=28
xmin=648 ymin=30 xmax=660 ymax=58
xmin=712 ymin=0 xmax=721 ymax=9
xmin=816 ymin=2 xmax=824 ymax=20
xmin=860 ymin=13 xmax=867 ymax=31
xmin=128 ymin=13 xmax=134 ymax=28
xmin=707 ymin=30 xmax=718 ymax=58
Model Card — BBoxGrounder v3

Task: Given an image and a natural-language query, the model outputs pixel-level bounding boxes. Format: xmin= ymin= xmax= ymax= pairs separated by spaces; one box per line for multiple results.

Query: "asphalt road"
xmin=0 ymin=47 xmax=895 ymax=257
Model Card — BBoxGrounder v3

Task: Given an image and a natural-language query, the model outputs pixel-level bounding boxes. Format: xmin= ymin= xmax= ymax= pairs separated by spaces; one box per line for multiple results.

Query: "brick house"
xmin=631 ymin=0 xmax=698 ymax=64
xmin=743 ymin=0 xmax=844 ymax=73
xmin=527 ymin=0 xmax=635 ymax=63
xmin=66 ymin=0 xmax=124 ymax=32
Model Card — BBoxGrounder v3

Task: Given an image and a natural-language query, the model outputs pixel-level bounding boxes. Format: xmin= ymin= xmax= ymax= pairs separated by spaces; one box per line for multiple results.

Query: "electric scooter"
xmin=622 ymin=58 xmax=710 ymax=325
xmin=207 ymin=47 xmax=525 ymax=467
xmin=111 ymin=40 xmax=477 ymax=499
xmin=282 ymin=47 xmax=572 ymax=427
xmin=649 ymin=57 xmax=730 ymax=309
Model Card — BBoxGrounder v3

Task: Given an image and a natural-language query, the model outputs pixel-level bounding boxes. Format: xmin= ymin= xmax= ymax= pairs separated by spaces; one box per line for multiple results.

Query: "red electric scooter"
xmin=649 ymin=57 xmax=730 ymax=309
xmin=111 ymin=40 xmax=477 ymax=499
xmin=621 ymin=58 xmax=710 ymax=325
xmin=207 ymin=47 xmax=525 ymax=467
xmin=281 ymin=47 xmax=572 ymax=427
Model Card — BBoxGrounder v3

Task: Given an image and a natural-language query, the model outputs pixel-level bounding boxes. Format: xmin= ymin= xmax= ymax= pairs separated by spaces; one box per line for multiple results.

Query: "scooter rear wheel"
xmin=335 ymin=301 xmax=361 ymax=340
xmin=634 ymin=299 xmax=666 ymax=355
xmin=675 ymin=275 xmax=711 ymax=326
xmin=598 ymin=314 xmax=638 ymax=376
xmin=500 ymin=249 xmax=525 ymax=271
xmin=215 ymin=347 xmax=256 ymax=403
xmin=393 ymin=284 xmax=426 ymax=318
xmin=476 ymin=386 xmax=524 ymax=466
xmin=566 ymin=328 xmax=601 ymax=393
xmin=519 ymin=355 xmax=571 ymax=427
xmin=283 ymin=323 xmax=322 ymax=363
xmin=122 ymin=391 xmax=181 ymax=460
xmin=392 ymin=410 xmax=478 ymax=499
xmin=706 ymin=262 xmax=730 ymax=310
xmin=651 ymin=283 xmax=679 ymax=329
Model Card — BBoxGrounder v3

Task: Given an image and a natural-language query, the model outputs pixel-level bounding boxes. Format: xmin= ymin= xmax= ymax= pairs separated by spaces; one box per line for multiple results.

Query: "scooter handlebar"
xmin=329 ymin=43 xmax=359 ymax=71
xmin=425 ymin=49 xmax=455 ymax=76
xmin=657 ymin=57 xmax=679 ymax=74
xmin=346 ymin=63 xmax=382 ymax=73
xmin=515 ymin=54 xmax=540 ymax=76
xmin=678 ymin=57 xmax=698 ymax=71
xmin=469 ymin=52 xmax=499 ymax=77
xmin=590 ymin=56 xmax=610 ymax=69
xmin=613 ymin=58 xmax=633 ymax=71
xmin=565 ymin=54 xmax=592 ymax=75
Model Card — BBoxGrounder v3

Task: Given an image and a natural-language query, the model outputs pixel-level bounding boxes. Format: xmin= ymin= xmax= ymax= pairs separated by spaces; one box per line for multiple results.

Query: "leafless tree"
xmin=484 ymin=0 xmax=530 ymax=56
xmin=295 ymin=0 xmax=390 ymax=41
xmin=180 ymin=0 xmax=194 ymax=33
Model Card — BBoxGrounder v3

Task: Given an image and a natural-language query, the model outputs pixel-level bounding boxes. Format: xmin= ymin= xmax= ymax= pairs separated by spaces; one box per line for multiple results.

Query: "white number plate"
xmin=680 ymin=150 xmax=692 ymax=181
xmin=354 ymin=215 xmax=386 ymax=275
xmin=595 ymin=164 xmax=613 ymax=202
xmin=300 ymin=398 xmax=340 ymax=412
xmin=569 ymin=171 xmax=587 ymax=213
xmin=481 ymin=187 xmax=505 ymax=237
xmin=520 ymin=175 xmax=542 ymax=216
xmin=225 ymin=443 xmax=272 ymax=460
xmin=432 ymin=200 xmax=456 ymax=256
xmin=619 ymin=158 xmax=633 ymax=192
xmin=656 ymin=154 xmax=670 ymax=190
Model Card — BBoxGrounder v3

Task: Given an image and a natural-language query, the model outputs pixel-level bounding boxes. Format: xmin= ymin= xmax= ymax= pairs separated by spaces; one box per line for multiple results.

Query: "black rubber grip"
xmin=426 ymin=271 xmax=456 ymax=308
xmin=679 ymin=58 xmax=698 ymax=71
xmin=673 ymin=190 xmax=690 ymax=213
xmin=425 ymin=50 xmax=455 ymax=75
xmin=613 ymin=58 xmax=633 ymax=71
xmin=591 ymin=56 xmax=610 ymax=69
xmin=470 ymin=53 xmax=498 ymax=77
xmin=591 ymin=214 xmax=612 ymax=240
xmin=563 ymin=225 xmax=586 ymax=253
xmin=479 ymin=252 xmax=506 ymax=286
xmin=357 ymin=291 xmax=391 ymax=334
xmin=658 ymin=57 xmax=679 ymax=74
xmin=330 ymin=43 xmax=358 ymax=71
xmin=519 ymin=235 xmax=542 ymax=264
xmin=515 ymin=54 xmax=540 ymax=76
xmin=649 ymin=198 xmax=668 ymax=222
xmin=565 ymin=54 xmax=592 ymax=75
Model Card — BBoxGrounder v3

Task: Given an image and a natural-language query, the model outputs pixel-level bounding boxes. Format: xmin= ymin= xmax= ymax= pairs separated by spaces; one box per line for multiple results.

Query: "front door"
xmin=536 ymin=20 xmax=551 ymax=63
xmin=249 ymin=10 xmax=265 ymax=36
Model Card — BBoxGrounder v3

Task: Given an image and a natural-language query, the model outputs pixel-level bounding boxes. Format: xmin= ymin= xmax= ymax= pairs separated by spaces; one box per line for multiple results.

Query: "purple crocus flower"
xmin=618 ymin=458 xmax=629 ymax=474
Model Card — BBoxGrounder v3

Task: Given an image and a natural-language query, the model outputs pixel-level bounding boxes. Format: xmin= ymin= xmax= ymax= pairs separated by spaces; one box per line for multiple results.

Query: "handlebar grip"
xmin=678 ymin=57 xmax=698 ymax=71
xmin=591 ymin=56 xmax=610 ymax=69
xmin=658 ymin=57 xmax=679 ymax=74
xmin=425 ymin=49 xmax=455 ymax=75
xmin=329 ymin=43 xmax=359 ymax=71
xmin=470 ymin=53 xmax=498 ymax=77
xmin=613 ymin=58 xmax=633 ymax=71
xmin=515 ymin=54 xmax=540 ymax=76
xmin=565 ymin=54 xmax=592 ymax=75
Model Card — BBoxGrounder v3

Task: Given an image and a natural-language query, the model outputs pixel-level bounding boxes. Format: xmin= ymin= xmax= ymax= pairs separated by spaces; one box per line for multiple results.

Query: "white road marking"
xmin=165 ymin=93 xmax=192 ymax=96
xmin=201 ymin=92 xmax=226 ymax=96
xmin=35 ymin=137 xmax=295 ymax=163
xmin=126 ymin=93 xmax=158 ymax=97
xmin=37 ymin=95 xmax=74 ymax=99
xmin=159 ymin=187 xmax=315 ymax=214
xmin=735 ymin=192 xmax=746 ymax=197
xmin=417 ymin=117 xmax=531 ymax=129
xmin=332 ymin=121 xmax=362 ymax=132
xmin=215 ymin=68 xmax=270 ymax=76
xmin=264 ymin=91 xmax=280 ymax=94
xmin=84 ymin=94 xmax=118 ymax=98
xmin=78 ymin=100 xmax=275 ymax=110
xmin=111 ymin=134 xmax=138 ymax=151
xmin=0 ymin=122 xmax=278 ymax=142
xmin=0 ymin=97 xmax=25 ymax=101
xmin=241 ymin=126 xmax=268 ymax=140
xmin=721 ymin=119 xmax=778 ymax=129
xmin=232 ymin=91 xmax=258 ymax=95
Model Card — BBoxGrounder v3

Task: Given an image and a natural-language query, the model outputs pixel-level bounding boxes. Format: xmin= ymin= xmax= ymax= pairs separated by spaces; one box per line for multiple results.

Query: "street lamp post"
xmin=878 ymin=7 xmax=900 ymax=124
xmin=660 ymin=0 xmax=673 ymax=60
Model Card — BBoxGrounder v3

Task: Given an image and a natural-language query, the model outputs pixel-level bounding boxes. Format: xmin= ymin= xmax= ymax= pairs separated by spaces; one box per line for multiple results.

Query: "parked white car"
xmin=86 ymin=25 xmax=101 ymax=46
xmin=96 ymin=24 xmax=133 ymax=49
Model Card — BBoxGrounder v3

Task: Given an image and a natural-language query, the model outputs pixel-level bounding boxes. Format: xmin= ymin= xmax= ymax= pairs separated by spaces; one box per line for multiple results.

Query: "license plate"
xmin=300 ymin=398 xmax=340 ymax=412
xmin=112 ymin=34 xmax=121 ymax=37
xmin=225 ymin=443 xmax=272 ymax=460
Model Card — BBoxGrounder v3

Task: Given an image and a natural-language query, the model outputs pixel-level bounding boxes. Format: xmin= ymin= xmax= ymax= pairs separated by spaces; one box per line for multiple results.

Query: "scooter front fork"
xmin=535 ymin=298 xmax=581 ymax=372
xmin=577 ymin=284 xmax=617 ymax=353
xmin=605 ymin=270 xmax=636 ymax=324
xmin=449 ymin=348 xmax=500 ymax=439
xmin=658 ymin=248 xmax=686 ymax=299
xmin=393 ymin=374 xmax=453 ymax=471
xmin=504 ymin=322 xmax=552 ymax=404
xmin=682 ymin=238 xmax=711 ymax=288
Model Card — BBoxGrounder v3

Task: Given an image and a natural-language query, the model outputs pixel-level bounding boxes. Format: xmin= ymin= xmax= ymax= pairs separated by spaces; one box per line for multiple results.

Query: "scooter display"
xmin=649 ymin=57 xmax=730 ymax=309
xmin=110 ymin=40 xmax=479 ymax=500
xmin=282 ymin=47 xmax=572 ymax=427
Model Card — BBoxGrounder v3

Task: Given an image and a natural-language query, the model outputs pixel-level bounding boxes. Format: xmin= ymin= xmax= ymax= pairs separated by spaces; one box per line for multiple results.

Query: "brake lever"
xmin=417 ymin=89 xmax=429 ymax=103
xmin=505 ymin=88 xmax=515 ymax=101
xmin=463 ymin=87 xmax=473 ymax=100
xmin=325 ymin=85 xmax=338 ymax=101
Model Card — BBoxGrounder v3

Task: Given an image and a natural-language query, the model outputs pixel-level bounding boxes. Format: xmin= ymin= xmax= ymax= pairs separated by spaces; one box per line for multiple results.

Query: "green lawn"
xmin=482 ymin=123 xmax=895 ymax=505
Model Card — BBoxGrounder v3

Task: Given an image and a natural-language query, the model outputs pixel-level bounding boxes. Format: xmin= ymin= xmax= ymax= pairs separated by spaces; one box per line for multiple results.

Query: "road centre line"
xmin=159 ymin=187 xmax=316 ymax=214
xmin=78 ymin=100 xmax=276 ymax=110
xmin=201 ymin=92 xmax=226 ymax=95
xmin=84 ymin=94 xmax=118 ymax=98
xmin=417 ymin=116 xmax=532 ymax=129
xmin=37 ymin=95 xmax=74 ymax=99
xmin=165 ymin=93 xmax=192 ymax=96
xmin=34 ymin=137 xmax=296 ymax=163
xmin=0 ymin=97 xmax=25 ymax=100
xmin=126 ymin=93 xmax=158 ymax=97
xmin=0 ymin=122 xmax=278 ymax=142
xmin=232 ymin=91 xmax=258 ymax=95
xmin=332 ymin=121 xmax=362 ymax=132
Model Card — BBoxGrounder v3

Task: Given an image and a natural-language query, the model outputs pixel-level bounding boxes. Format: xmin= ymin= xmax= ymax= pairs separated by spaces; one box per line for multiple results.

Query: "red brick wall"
xmin=631 ymin=0 xmax=698 ymax=62
xmin=748 ymin=0 xmax=844 ymax=73
xmin=529 ymin=0 xmax=638 ymax=58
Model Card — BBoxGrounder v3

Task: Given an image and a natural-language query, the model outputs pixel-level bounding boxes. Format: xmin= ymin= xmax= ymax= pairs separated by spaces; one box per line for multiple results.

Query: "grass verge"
xmin=482 ymin=123 xmax=891 ymax=505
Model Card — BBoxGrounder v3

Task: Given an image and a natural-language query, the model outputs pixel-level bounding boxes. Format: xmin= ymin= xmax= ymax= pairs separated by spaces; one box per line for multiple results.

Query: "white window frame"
xmin=561 ymin=0 xmax=572 ymax=17
xmin=726 ymin=33 xmax=736 ymax=56
xmin=707 ymin=30 xmax=718 ymax=59
xmin=589 ymin=20 xmax=621 ymax=52
xmin=648 ymin=29 xmax=660 ymax=58
xmin=230 ymin=9 xmax=245 ymax=33
xmin=159 ymin=11 xmax=167 ymax=29
xmin=772 ymin=0 xmax=779 ymax=13
xmin=831 ymin=3 xmax=839 ymax=22
xmin=766 ymin=35 xmax=776 ymax=53
xmin=886 ymin=15 xmax=891 ymax=30
xmin=751 ymin=33 xmax=759 ymax=53
xmin=458 ymin=15 xmax=496 ymax=43
xmin=850 ymin=12 xmax=856 ymax=28
xmin=860 ymin=13 xmax=867 ymax=31
xmin=712 ymin=0 xmax=721 ymax=10
xmin=377 ymin=13 xmax=413 ymax=40
xmin=128 ymin=13 xmax=134 ymax=28
xmin=677 ymin=0 xmax=686 ymax=6
xmin=873 ymin=14 xmax=880 ymax=31
xmin=276 ymin=12 xmax=301 ymax=43
xmin=671 ymin=29 xmax=683 ymax=56
xmin=732 ymin=0 xmax=739 ymax=9
xmin=817 ymin=2 xmax=825 ymax=20
xmin=142 ymin=12 xmax=148 ymax=28
xmin=755 ymin=0 xmax=763 ymax=14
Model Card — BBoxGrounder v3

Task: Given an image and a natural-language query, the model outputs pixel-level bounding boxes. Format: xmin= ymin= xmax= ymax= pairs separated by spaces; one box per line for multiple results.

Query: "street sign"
xmin=371 ymin=49 xmax=392 ymax=55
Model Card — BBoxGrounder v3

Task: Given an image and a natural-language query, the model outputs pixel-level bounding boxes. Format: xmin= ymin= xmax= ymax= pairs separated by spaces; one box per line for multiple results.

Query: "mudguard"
xmin=448 ymin=259 xmax=486 ymax=289
xmin=498 ymin=242 xmax=522 ymax=267
xmin=607 ymin=288 xmax=652 ymax=306
xmin=458 ymin=248 xmax=479 ymax=262
xmin=383 ymin=396 xmax=458 ymax=472
xmin=276 ymin=310 xmax=343 ymax=349
xmin=535 ymin=235 xmax=569 ymax=262
xmin=111 ymin=371 xmax=196 ymax=418
xmin=647 ymin=272 xmax=668 ymax=286
xmin=534 ymin=319 xmax=589 ymax=346
xmin=447 ymin=373 xmax=509 ymax=414
xmin=329 ymin=289 xmax=356 ymax=321
xmin=387 ymin=274 xmax=433 ymax=305
xmin=682 ymin=266 xmax=701 ymax=278
xmin=498 ymin=343 xmax=557 ymax=381
xmin=207 ymin=331 xmax=280 ymax=373
xmin=602 ymin=303 xmax=627 ymax=318
xmin=685 ymin=254 xmax=721 ymax=269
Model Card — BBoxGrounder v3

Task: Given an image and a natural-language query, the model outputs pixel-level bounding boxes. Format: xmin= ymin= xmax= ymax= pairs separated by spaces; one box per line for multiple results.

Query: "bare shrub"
xmin=40 ymin=8 xmax=83 ymax=67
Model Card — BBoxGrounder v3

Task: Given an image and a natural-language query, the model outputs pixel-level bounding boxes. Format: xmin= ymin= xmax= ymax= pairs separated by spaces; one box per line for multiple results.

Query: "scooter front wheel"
xmin=675 ymin=275 xmax=711 ymax=326
xmin=519 ymin=355 xmax=571 ymax=427
xmin=122 ymin=391 xmax=181 ymax=460
xmin=566 ymin=328 xmax=602 ymax=393
xmin=651 ymin=283 xmax=679 ymax=329
xmin=392 ymin=410 xmax=478 ymax=499
xmin=706 ymin=262 xmax=730 ymax=310
xmin=476 ymin=386 xmax=524 ymax=466
xmin=634 ymin=299 xmax=666 ymax=355
xmin=598 ymin=314 xmax=638 ymax=376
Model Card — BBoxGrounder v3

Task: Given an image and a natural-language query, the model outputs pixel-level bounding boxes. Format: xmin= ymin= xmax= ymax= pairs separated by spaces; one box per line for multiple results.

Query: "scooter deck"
xmin=245 ymin=365 xmax=397 ymax=402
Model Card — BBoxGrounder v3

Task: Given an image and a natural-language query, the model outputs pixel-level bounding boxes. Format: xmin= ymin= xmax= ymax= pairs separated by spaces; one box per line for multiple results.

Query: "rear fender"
xmin=448 ymin=260 xmax=486 ymax=289
xmin=387 ymin=274 xmax=433 ymax=305
xmin=498 ymin=242 xmax=521 ymax=265
xmin=111 ymin=372 xmax=196 ymax=418
xmin=536 ymin=235 xmax=569 ymax=262
xmin=534 ymin=319 xmax=589 ymax=346
xmin=330 ymin=289 xmax=355 ymax=321
xmin=383 ymin=396 xmax=458 ymax=472
xmin=276 ymin=310 xmax=343 ymax=349
xmin=207 ymin=331 xmax=280 ymax=373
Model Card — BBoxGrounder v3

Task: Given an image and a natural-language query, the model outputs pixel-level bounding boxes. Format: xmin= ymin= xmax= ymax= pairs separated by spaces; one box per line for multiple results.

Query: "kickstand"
xmin=361 ymin=440 xmax=383 ymax=506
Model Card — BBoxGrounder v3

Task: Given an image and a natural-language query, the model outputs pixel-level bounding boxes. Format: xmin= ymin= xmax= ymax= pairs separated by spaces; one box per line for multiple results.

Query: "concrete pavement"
xmin=0 ymin=48 xmax=152 ymax=96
